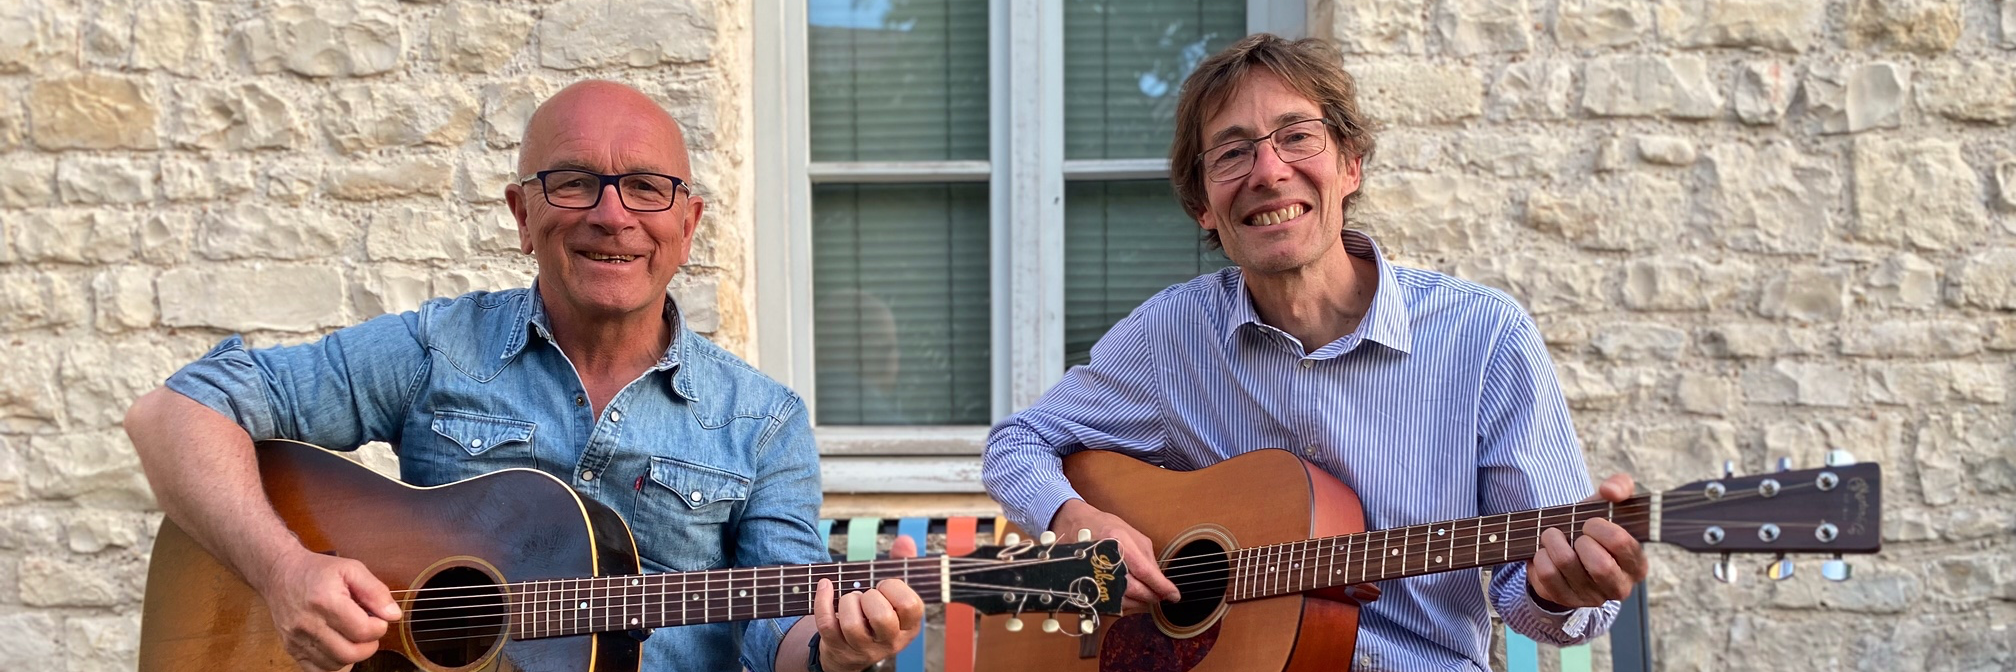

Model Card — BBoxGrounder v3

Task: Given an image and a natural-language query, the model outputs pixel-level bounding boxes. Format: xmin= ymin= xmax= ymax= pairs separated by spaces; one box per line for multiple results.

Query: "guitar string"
xmin=388 ymin=554 xmax=1101 ymax=606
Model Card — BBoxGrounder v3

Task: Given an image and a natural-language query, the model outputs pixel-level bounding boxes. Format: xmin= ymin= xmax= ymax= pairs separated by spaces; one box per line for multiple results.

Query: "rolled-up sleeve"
xmin=164 ymin=311 xmax=431 ymax=450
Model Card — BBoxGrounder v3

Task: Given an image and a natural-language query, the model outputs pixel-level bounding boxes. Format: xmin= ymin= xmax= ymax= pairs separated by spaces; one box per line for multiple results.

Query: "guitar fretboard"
xmin=1223 ymin=495 xmax=1652 ymax=602
xmin=508 ymin=558 xmax=944 ymax=640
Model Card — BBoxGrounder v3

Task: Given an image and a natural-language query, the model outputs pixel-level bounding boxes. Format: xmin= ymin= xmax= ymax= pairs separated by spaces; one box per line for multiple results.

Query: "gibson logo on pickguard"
xmin=1845 ymin=477 xmax=1871 ymax=536
xmin=1088 ymin=552 xmax=1118 ymax=604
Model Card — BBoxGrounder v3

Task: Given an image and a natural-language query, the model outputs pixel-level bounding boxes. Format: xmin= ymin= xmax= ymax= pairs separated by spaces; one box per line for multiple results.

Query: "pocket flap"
xmin=648 ymin=457 xmax=751 ymax=510
xmin=430 ymin=410 xmax=536 ymax=456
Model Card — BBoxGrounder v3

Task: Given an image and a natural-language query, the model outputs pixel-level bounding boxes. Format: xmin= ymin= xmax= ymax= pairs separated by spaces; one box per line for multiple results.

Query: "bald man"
xmin=126 ymin=80 xmax=923 ymax=672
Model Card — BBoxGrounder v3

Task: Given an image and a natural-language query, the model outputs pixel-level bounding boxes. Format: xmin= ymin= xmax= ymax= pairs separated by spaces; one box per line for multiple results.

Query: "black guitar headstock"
xmin=947 ymin=536 xmax=1127 ymax=634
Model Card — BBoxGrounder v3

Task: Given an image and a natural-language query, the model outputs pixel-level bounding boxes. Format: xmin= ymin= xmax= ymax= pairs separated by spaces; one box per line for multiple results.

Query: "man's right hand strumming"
xmin=1049 ymin=498 xmax=1181 ymax=614
xmin=252 ymin=547 xmax=403 ymax=672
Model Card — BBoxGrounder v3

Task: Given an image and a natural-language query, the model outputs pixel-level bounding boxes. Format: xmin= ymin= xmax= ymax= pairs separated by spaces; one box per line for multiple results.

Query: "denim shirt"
xmin=165 ymin=287 xmax=826 ymax=672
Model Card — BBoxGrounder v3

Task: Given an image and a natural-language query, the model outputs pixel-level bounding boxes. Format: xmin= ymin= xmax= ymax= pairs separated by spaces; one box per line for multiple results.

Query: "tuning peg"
xmin=1722 ymin=460 xmax=1736 ymax=478
xmin=1004 ymin=532 xmax=1021 ymax=546
xmin=1824 ymin=448 xmax=1856 ymax=467
xmin=1005 ymin=617 xmax=1024 ymax=632
xmin=1039 ymin=531 xmax=1057 ymax=545
xmin=1765 ymin=555 xmax=1794 ymax=581
xmin=1775 ymin=457 xmax=1793 ymax=472
xmin=1822 ymin=555 xmax=1852 ymax=582
xmin=1077 ymin=528 xmax=1093 ymax=543
xmin=1080 ymin=619 xmax=1096 ymax=634
xmin=1714 ymin=553 xmax=1738 ymax=583
xmin=1041 ymin=617 xmax=1060 ymax=633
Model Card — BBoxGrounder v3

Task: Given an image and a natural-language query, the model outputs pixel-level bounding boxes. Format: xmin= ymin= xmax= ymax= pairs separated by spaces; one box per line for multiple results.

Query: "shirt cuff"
xmin=1519 ymin=583 xmax=1601 ymax=639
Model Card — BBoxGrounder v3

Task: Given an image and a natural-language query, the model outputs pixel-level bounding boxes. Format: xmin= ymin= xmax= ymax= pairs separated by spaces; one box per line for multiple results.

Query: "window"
xmin=755 ymin=1 xmax=1303 ymax=482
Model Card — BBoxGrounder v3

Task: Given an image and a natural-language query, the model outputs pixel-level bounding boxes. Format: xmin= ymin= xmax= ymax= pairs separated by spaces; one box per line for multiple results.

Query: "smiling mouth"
xmin=580 ymin=252 xmax=640 ymax=263
xmin=1244 ymin=204 xmax=1305 ymax=227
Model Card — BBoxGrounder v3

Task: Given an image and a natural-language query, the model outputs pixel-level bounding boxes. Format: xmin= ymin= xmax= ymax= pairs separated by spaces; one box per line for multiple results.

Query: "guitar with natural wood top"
xmin=978 ymin=448 xmax=1883 ymax=672
xmin=138 ymin=439 xmax=1126 ymax=672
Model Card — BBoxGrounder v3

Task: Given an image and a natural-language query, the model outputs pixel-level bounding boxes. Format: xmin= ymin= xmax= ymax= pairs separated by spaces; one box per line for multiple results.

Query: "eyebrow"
xmin=1206 ymin=112 xmax=1320 ymax=146
xmin=541 ymin=159 xmax=676 ymax=176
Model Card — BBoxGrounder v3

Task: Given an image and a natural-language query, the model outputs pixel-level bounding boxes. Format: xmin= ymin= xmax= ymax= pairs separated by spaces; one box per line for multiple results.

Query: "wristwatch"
xmin=806 ymin=632 xmax=864 ymax=672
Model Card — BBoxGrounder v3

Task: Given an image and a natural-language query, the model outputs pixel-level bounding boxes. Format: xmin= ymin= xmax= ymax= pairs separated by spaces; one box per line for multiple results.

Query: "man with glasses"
xmin=982 ymin=35 xmax=1645 ymax=670
xmin=126 ymin=80 xmax=922 ymax=672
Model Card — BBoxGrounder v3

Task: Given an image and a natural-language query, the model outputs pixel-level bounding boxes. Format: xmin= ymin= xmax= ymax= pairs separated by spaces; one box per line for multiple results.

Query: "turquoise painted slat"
xmin=847 ymin=517 xmax=882 ymax=562
xmin=894 ymin=518 xmax=928 ymax=672
xmin=1562 ymin=642 xmax=1593 ymax=672
xmin=1506 ymin=631 xmax=1541 ymax=672
xmin=818 ymin=519 xmax=836 ymax=556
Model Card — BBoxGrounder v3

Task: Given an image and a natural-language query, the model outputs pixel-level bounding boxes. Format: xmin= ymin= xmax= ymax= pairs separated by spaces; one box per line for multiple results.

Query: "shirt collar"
xmin=1221 ymin=229 xmax=1414 ymax=356
xmin=508 ymin=281 xmax=699 ymax=401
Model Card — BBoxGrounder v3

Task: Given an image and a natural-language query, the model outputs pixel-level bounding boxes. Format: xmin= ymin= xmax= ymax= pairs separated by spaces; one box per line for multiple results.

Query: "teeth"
xmin=584 ymin=252 xmax=638 ymax=262
xmin=1245 ymin=204 xmax=1304 ymax=226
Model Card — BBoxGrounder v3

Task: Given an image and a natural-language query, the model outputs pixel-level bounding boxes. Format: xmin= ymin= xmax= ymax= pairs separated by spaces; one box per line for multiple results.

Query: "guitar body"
xmin=139 ymin=440 xmax=642 ymax=672
xmin=979 ymin=449 xmax=1369 ymax=672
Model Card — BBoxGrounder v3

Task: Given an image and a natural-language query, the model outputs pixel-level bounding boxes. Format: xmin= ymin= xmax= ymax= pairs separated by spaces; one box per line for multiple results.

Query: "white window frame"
xmin=752 ymin=0 xmax=1303 ymax=493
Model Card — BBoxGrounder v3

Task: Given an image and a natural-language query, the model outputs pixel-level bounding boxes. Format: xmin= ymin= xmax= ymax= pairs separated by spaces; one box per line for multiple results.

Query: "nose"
xmin=1244 ymin=138 xmax=1294 ymax=186
xmin=584 ymin=183 xmax=636 ymax=232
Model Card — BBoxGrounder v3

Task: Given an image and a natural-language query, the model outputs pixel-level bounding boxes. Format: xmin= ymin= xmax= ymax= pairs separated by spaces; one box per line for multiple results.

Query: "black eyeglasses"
xmin=1197 ymin=118 xmax=1337 ymax=183
xmin=519 ymin=169 xmax=692 ymax=212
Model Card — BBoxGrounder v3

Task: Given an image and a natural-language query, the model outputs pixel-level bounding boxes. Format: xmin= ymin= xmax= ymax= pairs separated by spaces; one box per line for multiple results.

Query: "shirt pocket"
xmin=424 ymin=410 xmax=538 ymax=474
xmin=631 ymin=457 xmax=751 ymax=572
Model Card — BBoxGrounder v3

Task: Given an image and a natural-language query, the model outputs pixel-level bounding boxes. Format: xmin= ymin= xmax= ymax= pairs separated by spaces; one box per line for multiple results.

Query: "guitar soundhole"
xmin=1159 ymin=538 xmax=1228 ymax=629
xmin=410 ymin=566 xmax=506 ymax=669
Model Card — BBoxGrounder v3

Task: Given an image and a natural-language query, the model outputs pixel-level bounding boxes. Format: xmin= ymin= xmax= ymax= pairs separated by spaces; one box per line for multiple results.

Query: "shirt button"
xmin=574 ymin=394 xmax=586 ymax=407
xmin=469 ymin=438 xmax=484 ymax=449
xmin=580 ymin=470 xmax=595 ymax=481
xmin=1299 ymin=360 xmax=1314 ymax=369
xmin=610 ymin=410 xmax=623 ymax=422
xmin=689 ymin=491 xmax=703 ymax=503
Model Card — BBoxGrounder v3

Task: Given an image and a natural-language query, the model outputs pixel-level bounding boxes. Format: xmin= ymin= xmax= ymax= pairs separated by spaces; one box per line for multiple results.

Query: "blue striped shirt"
xmin=982 ymin=231 xmax=1618 ymax=671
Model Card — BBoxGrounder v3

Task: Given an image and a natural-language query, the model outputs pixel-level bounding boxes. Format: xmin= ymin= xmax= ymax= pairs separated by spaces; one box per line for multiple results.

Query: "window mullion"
xmin=991 ymin=0 xmax=1066 ymax=419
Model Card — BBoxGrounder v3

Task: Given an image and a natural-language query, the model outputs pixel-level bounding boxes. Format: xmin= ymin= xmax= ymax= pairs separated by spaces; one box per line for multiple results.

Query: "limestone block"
xmin=172 ymin=83 xmax=304 ymax=151
xmin=473 ymin=206 xmax=523 ymax=254
xmin=1951 ymin=248 xmax=2016 ymax=310
xmin=1804 ymin=63 xmax=1908 ymax=135
xmin=366 ymin=205 xmax=470 ymax=261
xmin=1766 ymin=559 xmax=1919 ymax=612
xmin=1987 ymin=317 xmax=2016 ymax=351
xmin=93 ymin=267 xmax=158 ymax=332
xmin=1525 ymin=172 xmax=1688 ymax=252
xmin=1998 ymin=158 xmax=2016 ymax=210
xmin=351 ymin=265 xmax=434 ymax=317
xmin=1760 ymin=414 xmax=1903 ymax=468
xmin=81 ymin=14 xmax=130 ymax=69
xmin=29 ymin=73 xmax=160 ymax=150
xmin=322 ymin=83 xmax=479 ymax=154
xmin=1636 ymin=135 xmax=1695 ymax=166
xmin=0 ymin=339 xmax=63 ymax=431
xmin=435 ymin=264 xmax=536 ymax=297
xmin=1655 ymin=0 xmax=1822 ymax=52
xmin=1852 ymin=137 xmax=1987 ymax=250
xmin=1915 ymin=410 xmax=2016 ymax=504
xmin=670 ymin=274 xmax=720 ymax=333
xmin=199 ymin=203 xmax=351 ymax=262
xmin=159 ymin=265 xmax=349 ymax=332
xmin=1673 ymin=373 xmax=1734 ymax=416
xmin=0 ymin=271 xmax=88 ymax=332
xmin=235 ymin=0 xmax=404 ymax=77
xmin=56 ymin=158 xmax=156 ymax=205
xmin=0 ymin=614 xmax=60 ymax=663
xmin=1842 ymin=320 xmax=1981 ymax=357
xmin=431 ymin=3 xmax=533 ymax=73
xmin=1350 ymin=63 xmax=1484 ymax=126
xmin=1702 ymin=142 xmax=1840 ymax=254
xmin=61 ymin=336 xmax=203 ymax=431
xmin=1433 ymin=0 xmax=1531 ymax=54
xmin=1457 ymin=135 xmax=1570 ymax=178
xmin=139 ymin=212 xmax=195 ymax=265
xmin=1313 ymin=0 xmax=1425 ymax=53
xmin=19 ymin=554 xmax=145 ymax=607
xmin=536 ymin=0 xmax=714 ymax=70
xmin=1743 ymin=360 xmax=1857 ymax=407
xmin=0 ymin=87 xmax=23 ymax=150
xmin=0 ymin=436 xmax=20 ymax=504
xmin=1866 ymin=362 xmax=2007 ymax=406
xmin=480 ymin=79 xmax=548 ymax=149
xmin=63 ymin=511 xmax=148 ymax=554
xmin=23 ymin=431 xmax=154 ymax=508
xmin=1847 ymin=0 xmax=1962 ymax=54
xmin=1489 ymin=60 xmax=1574 ymax=121
xmin=1700 ymin=324 xmax=1825 ymax=359
xmin=1620 ymin=257 xmax=1748 ymax=311
xmin=65 ymin=614 xmax=140 ymax=672
xmin=1354 ymin=173 xmax=1502 ymax=254
xmin=1582 ymin=54 xmax=1722 ymax=119
xmin=1451 ymin=255 xmax=1611 ymax=315
xmin=266 ymin=162 xmax=322 ymax=203
xmin=458 ymin=159 xmax=515 ymax=204
xmin=1917 ymin=60 xmax=2016 ymax=124
xmin=327 ymin=158 xmax=455 ymax=201
xmin=1554 ymin=360 xmax=1623 ymax=410
xmin=2005 ymin=0 xmax=2015 ymax=49
xmin=132 ymin=0 xmax=207 ymax=73
xmin=14 ymin=210 xmax=138 ymax=264
xmin=1591 ymin=323 xmax=1688 ymax=361
xmin=0 ymin=158 xmax=56 ymax=208
xmin=1862 ymin=253 xmax=1940 ymax=309
xmin=1759 ymin=267 xmax=1846 ymax=321
xmin=1733 ymin=61 xmax=1793 ymax=125
xmin=0 ymin=2 xmax=71 ymax=73
xmin=1551 ymin=0 xmax=1646 ymax=49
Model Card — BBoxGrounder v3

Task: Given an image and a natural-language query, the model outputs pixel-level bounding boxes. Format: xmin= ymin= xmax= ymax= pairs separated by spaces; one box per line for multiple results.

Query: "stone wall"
xmin=0 ymin=0 xmax=751 ymax=668
xmin=1317 ymin=0 xmax=2016 ymax=669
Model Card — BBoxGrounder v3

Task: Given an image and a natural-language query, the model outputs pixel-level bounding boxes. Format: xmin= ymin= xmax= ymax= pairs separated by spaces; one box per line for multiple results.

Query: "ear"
xmin=506 ymin=182 xmax=534 ymax=255
xmin=1337 ymin=154 xmax=1364 ymax=200
xmin=1197 ymin=207 xmax=1221 ymax=235
xmin=673 ymin=193 xmax=705 ymax=266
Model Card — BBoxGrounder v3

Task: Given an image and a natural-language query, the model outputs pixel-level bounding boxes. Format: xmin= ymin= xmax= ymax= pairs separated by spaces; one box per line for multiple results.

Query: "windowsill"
xmin=813 ymin=425 xmax=991 ymax=494
xmin=812 ymin=425 xmax=989 ymax=455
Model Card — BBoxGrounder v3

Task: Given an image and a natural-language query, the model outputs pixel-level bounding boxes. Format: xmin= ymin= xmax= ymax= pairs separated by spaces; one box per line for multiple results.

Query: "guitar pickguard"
xmin=1097 ymin=614 xmax=1221 ymax=672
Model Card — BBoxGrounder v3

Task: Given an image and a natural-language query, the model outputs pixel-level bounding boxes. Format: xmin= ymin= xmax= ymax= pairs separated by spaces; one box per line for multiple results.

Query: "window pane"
xmin=809 ymin=0 xmax=989 ymax=162
xmin=1064 ymin=0 xmax=1245 ymax=160
xmin=814 ymin=183 xmax=992 ymax=425
xmin=1064 ymin=180 xmax=1229 ymax=368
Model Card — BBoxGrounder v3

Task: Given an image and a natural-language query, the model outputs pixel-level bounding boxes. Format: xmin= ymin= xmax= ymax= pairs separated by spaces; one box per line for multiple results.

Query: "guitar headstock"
xmin=1657 ymin=460 xmax=1880 ymax=585
xmin=946 ymin=535 xmax=1127 ymax=634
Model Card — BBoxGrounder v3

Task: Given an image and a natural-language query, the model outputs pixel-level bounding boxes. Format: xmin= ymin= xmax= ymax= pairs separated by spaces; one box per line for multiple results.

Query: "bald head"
xmin=517 ymin=80 xmax=693 ymax=181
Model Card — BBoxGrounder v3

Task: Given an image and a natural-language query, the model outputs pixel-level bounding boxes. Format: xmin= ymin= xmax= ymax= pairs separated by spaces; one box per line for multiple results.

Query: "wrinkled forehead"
xmin=1199 ymin=69 xmax=1323 ymax=147
xmin=518 ymin=84 xmax=692 ymax=178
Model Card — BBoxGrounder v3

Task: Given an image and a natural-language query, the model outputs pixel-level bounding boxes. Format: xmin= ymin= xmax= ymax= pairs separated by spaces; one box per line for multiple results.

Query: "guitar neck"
xmin=507 ymin=558 xmax=947 ymax=640
xmin=1224 ymin=496 xmax=1653 ymax=602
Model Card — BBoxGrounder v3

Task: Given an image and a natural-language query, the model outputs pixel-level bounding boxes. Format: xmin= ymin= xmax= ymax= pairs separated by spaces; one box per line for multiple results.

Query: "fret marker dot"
xmin=630 ymin=618 xmax=639 ymax=626
xmin=1335 ymin=569 xmax=1342 ymax=574
xmin=1269 ymin=566 xmax=1276 ymax=572
xmin=577 ymin=601 xmax=587 ymax=610
xmin=1293 ymin=563 xmax=1300 ymax=569
xmin=631 ymin=579 xmax=640 ymax=586
xmin=690 ymin=595 xmax=699 ymax=601
xmin=793 ymin=586 xmax=802 ymax=593
xmin=739 ymin=590 xmax=748 ymax=597
xmin=852 ymin=581 xmax=862 ymax=589
xmin=1489 ymin=534 xmax=1498 ymax=542
xmin=1435 ymin=555 xmax=1444 ymax=563
xmin=1436 ymin=528 xmax=1446 ymax=536
xmin=1390 ymin=550 xmax=1399 ymax=556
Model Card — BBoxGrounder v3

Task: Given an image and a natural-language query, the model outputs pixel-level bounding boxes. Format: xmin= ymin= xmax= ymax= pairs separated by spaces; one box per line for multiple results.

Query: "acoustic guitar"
xmin=137 ymin=439 xmax=1127 ymax=672
xmin=979 ymin=448 xmax=1882 ymax=672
